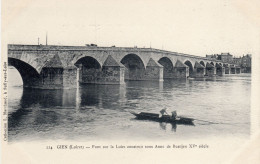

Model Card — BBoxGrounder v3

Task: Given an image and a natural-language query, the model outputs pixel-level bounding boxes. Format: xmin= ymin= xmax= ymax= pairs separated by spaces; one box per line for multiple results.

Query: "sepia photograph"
xmin=1 ymin=0 xmax=260 ymax=163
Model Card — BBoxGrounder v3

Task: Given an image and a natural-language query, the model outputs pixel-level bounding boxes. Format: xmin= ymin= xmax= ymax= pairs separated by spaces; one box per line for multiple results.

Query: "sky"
xmin=2 ymin=0 xmax=260 ymax=57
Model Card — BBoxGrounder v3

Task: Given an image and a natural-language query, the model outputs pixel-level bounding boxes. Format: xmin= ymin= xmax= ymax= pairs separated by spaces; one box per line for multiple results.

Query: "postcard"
xmin=1 ymin=0 xmax=260 ymax=163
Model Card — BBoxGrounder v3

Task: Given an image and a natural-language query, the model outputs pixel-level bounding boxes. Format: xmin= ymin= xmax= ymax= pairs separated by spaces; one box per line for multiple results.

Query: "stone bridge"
xmin=8 ymin=44 xmax=241 ymax=89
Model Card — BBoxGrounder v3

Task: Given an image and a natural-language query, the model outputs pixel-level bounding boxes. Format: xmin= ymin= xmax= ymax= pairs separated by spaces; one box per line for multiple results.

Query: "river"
xmin=7 ymin=67 xmax=251 ymax=142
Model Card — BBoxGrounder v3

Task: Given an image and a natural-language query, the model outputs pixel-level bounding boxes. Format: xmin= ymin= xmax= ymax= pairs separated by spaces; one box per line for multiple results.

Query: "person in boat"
xmin=160 ymin=108 xmax=168 ymax=116
xmin=171 ymin=111 xmax=177 ymax=119
xmin=160 ymin=108 xmax=172 ymax=120
xmin=160 ymin=108 xmax=177 ymax=118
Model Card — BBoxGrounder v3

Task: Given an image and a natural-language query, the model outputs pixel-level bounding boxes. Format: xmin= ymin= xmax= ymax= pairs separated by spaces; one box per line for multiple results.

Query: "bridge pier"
xmin=194 ymin=62 xmax=205 ymax=78
xmin=205 ymin=63 xmax=216 ymax=77
xmin=174 ymin=60 xmax=189 ymax=78
xmin=100 ymin=55 xmax=125 ymax=84
xmin=39 ymin=55 xmax=78 ymax=89
xmin=144 ymin=58 xmax=163 ymax=81
xmin=216 ymin=63 xmax=225 ymax=76
xmin=62 ymin=66 xmax=78 ymax=88
xmin=34 ymin=66 xmax=78 ymax=89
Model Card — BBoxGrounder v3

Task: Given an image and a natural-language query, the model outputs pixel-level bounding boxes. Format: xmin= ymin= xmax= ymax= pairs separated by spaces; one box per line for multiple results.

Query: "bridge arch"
xmin=184 ymin=60 xmax=193 ymax=77
xmin=72 ymin=53 xmax=104 ymax=68
xmin=158 ymin=57 xmax=174 ymax=79
xmin=74 ymin=56 xmax=101 ymax=69
xmin=223 ymin=63 xmax=229 ymax=67
xmin=199 ymin=61 xmax=205 ymax=67
xmin=8 ymin=57 xmax=41 ymax=87
xmin=210 ymin=62 xmax=215 ymax=66
xmin=120 ymin=54 xmax=145 ymax=80
xmin=74 ymin=56 xmax=102 ymax=84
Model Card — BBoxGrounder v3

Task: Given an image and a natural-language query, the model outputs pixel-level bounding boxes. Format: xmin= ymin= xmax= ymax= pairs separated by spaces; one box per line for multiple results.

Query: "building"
xmin=206 ymin=54 xmax=218 ymax=59
xmin=206 ymin=53 xmax=251 ymax=73
xmin=229 ymin=54 xmax=251 ymax=73
xmin=206 ymin=53 xmax=233 ymax=63
xmin=241 ymin=54 xmax=252 ymax=73
xmin=232 ymin=57 xmax=242 ymax=65
xmin=218 ymin=53 xmax=233 ymax=63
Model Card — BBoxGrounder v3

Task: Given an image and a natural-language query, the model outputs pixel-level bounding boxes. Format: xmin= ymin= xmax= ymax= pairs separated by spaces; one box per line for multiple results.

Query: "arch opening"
xmin=8 ymin=58 xmax=40 ymax=87
xmin=184 ymin=60 xmax=193 ymax=77
xmin=200 ymin=61 xmax=205 ymax=67
xmin=158 ymin=57 xmax=174 ymax=79
xmin=216 ymin=63 xmax=222 ymax=74
xmin=210 ymin=62 xmax=215 ymax=66
xmin=215 ymin=63 xmax=225 ymax=76
xmin=75 ymin=56 xmax=101 ymax=69
xmin=205 ymin=62 xmax=216 ymax=76
xmin=121 ymin=54 xmax=145 ymax=80
xmin=223 ymin=64 xmax=229 ymax=67
xmin=75 ymin=56 xmax=102 ymax=84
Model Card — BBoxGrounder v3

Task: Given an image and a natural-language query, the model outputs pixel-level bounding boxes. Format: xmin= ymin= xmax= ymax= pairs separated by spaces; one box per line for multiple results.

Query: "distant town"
xmin=206 ymin=53 xmax=252 ymax=73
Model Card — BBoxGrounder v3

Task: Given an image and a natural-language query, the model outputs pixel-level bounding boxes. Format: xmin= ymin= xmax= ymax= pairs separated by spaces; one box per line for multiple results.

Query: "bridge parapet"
xmin=149 ymin=48 xmax=220 ymax=62
xmin=9 ymin=44 xmax=221 ymax=62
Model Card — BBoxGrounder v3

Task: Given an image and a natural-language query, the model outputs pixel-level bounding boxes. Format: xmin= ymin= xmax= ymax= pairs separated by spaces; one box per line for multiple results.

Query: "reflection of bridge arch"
xmin=184 ymin=60 xmax=193 ymax=77
xmin=8 ymin=57 xmax=40 ymax=87
xmin=121 ymin=54 xmax=145 ymax=80
xmin=158 ymin=57 xmax=174 ymax=79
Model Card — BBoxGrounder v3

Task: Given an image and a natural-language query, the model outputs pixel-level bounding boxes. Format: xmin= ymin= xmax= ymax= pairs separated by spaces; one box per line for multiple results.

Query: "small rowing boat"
xmin=130 ymin=111 xmax=194 ymax=125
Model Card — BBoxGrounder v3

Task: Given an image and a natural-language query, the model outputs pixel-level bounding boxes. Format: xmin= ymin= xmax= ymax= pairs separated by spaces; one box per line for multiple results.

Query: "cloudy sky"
xmin=3 ymin=0 xmax=260 ymax=57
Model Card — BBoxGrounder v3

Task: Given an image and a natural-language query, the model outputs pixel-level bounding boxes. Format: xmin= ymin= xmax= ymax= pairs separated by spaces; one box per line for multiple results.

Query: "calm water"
xmin=8 ymin=67 xmax=251 ymax=142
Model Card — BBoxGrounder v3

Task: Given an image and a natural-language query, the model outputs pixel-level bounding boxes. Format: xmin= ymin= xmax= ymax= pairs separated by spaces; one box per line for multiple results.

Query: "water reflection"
xmin=79 ymin=84 xmax=126 ymax=109
xmin=12 ymin=84 xmax=127 ymax=109
xmin=159 ymin=122 xmax=177 ymax=132
xmin=17 ymin=88 xmax=77 ymax=108
xmin=8 ymin=88 xmax=70 ymax=131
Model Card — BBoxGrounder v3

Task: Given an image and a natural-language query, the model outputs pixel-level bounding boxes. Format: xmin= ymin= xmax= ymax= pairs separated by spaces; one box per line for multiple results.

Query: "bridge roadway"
xmin=8 ymin=44 xmax=241 ymax=89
